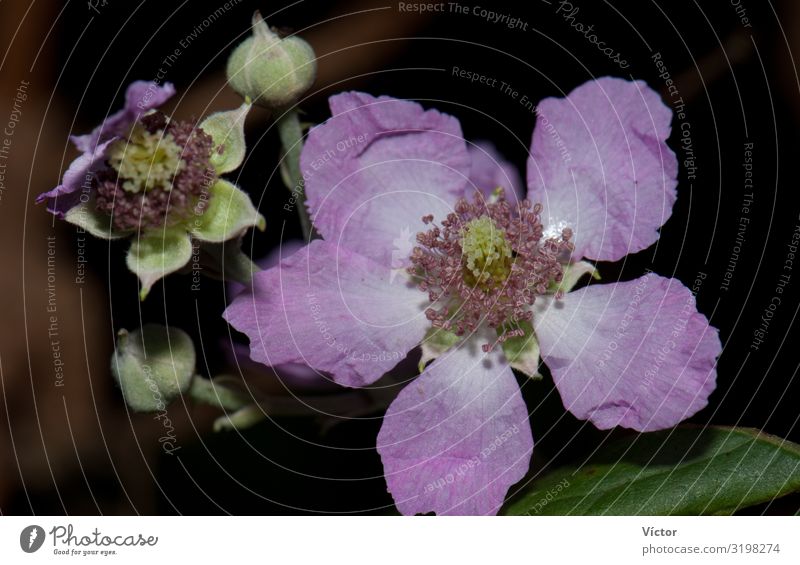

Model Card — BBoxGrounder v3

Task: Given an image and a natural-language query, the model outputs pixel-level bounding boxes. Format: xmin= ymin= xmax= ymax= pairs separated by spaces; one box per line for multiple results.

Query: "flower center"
xmin=95 ymin=112 xmax=216 ymax=231
xmin=107 ymin=124 xmax=185 ymax=193
xmin=460 ymin=216 xmax=513 ymax=288
xmin=409 ymin=190 xmax=573 ymax=351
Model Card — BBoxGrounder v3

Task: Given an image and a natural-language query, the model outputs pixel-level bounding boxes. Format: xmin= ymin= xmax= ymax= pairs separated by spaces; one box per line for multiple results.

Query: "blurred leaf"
xmin=503 ymin=426 xmax=800 ymax=515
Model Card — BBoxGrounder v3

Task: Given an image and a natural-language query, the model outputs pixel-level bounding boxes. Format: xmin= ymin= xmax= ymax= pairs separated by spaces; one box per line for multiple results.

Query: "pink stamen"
xmin=408 ymin=190 xmax=573 ymax=349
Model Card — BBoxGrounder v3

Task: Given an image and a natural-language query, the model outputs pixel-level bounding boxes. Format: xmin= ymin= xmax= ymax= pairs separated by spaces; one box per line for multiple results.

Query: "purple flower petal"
xmin=35 ymin=137 xmax=117 ymax=217
xmin=377 ymin=345 xmax=533 ymax=515
xmin=223 ymin=239 xmax=429 ymax=388
xmin=301 ymin=92 xmax=470 ymax=267
xmin=228 ymin=239 xmax=307 ymax=297
xmin=38 ymin=81 xmax=175 ymax=217
xmin=71 ymin=81 xmax=176 ymax=152
xmin=468 ymin=140 xmax=523 ymax=201
xmin=226 ymin=342 xmax=337 ymax=392
xmin=227 ymin=239 xmax=330 ymax=388
xmin=534 ymin=274 xmax=720 ymax=432
xmin=526 ymin=77 xmax=678 ymax=262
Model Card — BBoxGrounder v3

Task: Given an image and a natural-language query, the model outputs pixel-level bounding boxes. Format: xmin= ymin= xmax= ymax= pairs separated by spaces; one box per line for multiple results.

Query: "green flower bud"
xmin=111 ymin=324 xmax=196 ymax=412
xmin=226 ymin=11 xmax=316 ymax=109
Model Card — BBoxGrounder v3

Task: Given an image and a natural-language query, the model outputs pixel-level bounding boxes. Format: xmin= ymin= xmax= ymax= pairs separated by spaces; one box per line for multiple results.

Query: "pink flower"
xmin=224 ymin=77 xmax=721 ymax=515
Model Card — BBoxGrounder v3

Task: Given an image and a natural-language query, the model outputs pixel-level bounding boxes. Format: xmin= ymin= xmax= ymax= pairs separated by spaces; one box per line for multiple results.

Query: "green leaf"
xmin=199 ymin=102 xmax=251 ymax=174
xmin=191 ymin=179 xmax=265 ymax=243
xmin=126 ymin=228 xmax=193 ymax=299
xmin=503 ymin=426 xmax=800 ymax=515
xmin=64 ymin=198 xmax=130 ymax=240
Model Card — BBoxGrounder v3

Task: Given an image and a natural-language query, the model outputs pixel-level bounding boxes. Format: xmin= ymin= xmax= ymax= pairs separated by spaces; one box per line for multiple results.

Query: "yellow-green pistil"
xmin=461 ymin=216 xmax=513 ymax=288
xmin=107 ymin=124 xmax=185 ymax=193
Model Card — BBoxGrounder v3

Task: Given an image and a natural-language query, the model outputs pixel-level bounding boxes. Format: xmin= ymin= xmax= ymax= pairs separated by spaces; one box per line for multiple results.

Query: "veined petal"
xmin=226 ymin=240 xmax=328 ymax=389
xmin=534 ymin=274 xmax=720 ymax=432
xmin=223 ymin=239 xmax=429 ymax=388
xmin=377 ymin=345 xmax=533 ymax=515
xmin=301 ymin=92 xmax=470 ymax=267
xmin=36 ymin=137 xmax=116 ymax=217
xmin=526 ymin=77 xmax=677 ymax=261
xmin=71 ymin=81 xmax=176 ymax=152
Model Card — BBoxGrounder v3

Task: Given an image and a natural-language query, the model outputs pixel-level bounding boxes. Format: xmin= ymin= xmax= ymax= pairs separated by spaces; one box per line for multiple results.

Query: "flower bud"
xmin=226 ymin=11 xmax=316 ymax=109
xmin=111 ymin=324 xmax=196 ymax=412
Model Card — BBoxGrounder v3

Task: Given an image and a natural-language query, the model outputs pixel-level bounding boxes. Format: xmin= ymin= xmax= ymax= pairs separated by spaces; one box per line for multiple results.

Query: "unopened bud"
xmin=226 ymin=11 xmax=316 ymax=109
xmin=111 ymin=324 xmax=196 ymax=412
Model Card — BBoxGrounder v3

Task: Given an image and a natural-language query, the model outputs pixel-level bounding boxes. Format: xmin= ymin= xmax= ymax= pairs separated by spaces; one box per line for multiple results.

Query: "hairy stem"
xmin=276 ymin=109 xmax=315 ymax=239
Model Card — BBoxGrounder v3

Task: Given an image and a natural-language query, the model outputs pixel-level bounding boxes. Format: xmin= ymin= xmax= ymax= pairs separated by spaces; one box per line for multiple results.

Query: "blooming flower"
xmin=37 ymin=80 xmax=264 ymax=298
xmin=224 ymin=77 xmax=722 ymax=515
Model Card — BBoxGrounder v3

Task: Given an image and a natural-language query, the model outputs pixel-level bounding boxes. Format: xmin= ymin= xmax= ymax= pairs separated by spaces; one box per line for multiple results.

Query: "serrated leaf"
xmin=127 ymin=228 xmax=192 ymax=299
xmin=503 ymin=426 xmax=800 ymax=515
xmin=65 ymin=198 xmax=130 ymax=240
xmin=199 ymin=102 xmax=251 ymax=174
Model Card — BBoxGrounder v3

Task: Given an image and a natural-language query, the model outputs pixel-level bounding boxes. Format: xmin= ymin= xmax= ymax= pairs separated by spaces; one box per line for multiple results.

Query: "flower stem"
xmin=276 ymin=109 xmax=315 ymax=239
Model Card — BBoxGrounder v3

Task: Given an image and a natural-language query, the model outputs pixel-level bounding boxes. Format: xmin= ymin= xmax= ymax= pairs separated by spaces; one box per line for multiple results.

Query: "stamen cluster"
xmin=409 ymin=191 xmax=573 ymax=351
xmin=95 ymin=112 xmax=215 ymax=231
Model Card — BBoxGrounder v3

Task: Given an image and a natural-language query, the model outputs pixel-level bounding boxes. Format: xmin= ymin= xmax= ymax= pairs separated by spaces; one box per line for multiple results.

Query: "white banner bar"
xmin=1 ymin=516 xmax=798 ymax=564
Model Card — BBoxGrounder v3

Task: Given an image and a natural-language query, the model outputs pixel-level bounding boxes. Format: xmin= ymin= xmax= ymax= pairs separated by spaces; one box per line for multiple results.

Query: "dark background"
xmin=1 ymin=0 xmax=799 ymax=514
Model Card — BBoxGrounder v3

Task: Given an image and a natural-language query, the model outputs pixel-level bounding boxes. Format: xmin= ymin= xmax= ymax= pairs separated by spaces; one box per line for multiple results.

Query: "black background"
xmin=5 ymin=0 xmax=799 ymax=514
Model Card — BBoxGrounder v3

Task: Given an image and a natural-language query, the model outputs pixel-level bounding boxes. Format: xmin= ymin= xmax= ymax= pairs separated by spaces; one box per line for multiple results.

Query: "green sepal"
xmin=188 ymin=376 xmax=250 ymax=412
xmin=126 ymin=228 xmax=193 ymax=300
xmin=418 ymin=326 xmax=460 ymax=371
xmin=213 ymin=404 xmax=266 ymax=432
xmin=65 ymin=198 xmax=130 ymax=240
xmin=111 ymin=324 xmax=196 ymax=412
xmin=549 ymin=260 xmax=600 ymax=295
xmin=191 ymin=179 xmax=265 ymax=243
xmin=199 ymin=102 xmax=251 ymax=174
xmin=500 ymin=321 xmax=542 ymax=379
